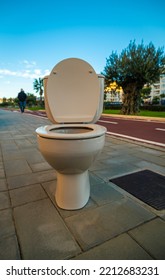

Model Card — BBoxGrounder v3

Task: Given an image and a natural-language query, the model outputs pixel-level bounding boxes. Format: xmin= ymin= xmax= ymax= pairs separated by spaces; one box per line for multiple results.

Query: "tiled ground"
xmin=0 ymin=109 xmax=165 ymax=260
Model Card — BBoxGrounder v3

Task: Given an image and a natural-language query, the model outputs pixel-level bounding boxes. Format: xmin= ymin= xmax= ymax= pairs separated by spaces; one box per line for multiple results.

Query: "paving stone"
xmin=89 ymin=172 xmax=105 ymax=185
xmin=0 ymin=168 xmax=5 ymax=179
xmin=10 ymin=184 xmax=47 ymax=207
xmin=73 ymin=233 xmax=152 ymax=260
xmin=100 ymin=155 xmax=140 ymax=165
xmin=0 ymin=209 xmax=15 ymax=238
xmin=4 ymin=158 xmax=32 ymax=177
xmin=91 ymin=182 xmax=124 ymax=206
xmin=14 ymin=199 xmax=81 ymax=259
xmin=1 ymin=110 xmax=165 ymax=260
xmin=7 ymin=170 xmax=56 ymax=189
xmin=0 ymin=192 xmax=10 ymax=210
xmin=92 ymin=164 xmax=140 ymax=181
xmin=2 ymin=150 xmax=24 ymax=161
xmin=135 ymin=147 xmax=165 ymax=156
xmin=134 ymin=152 xmax=165 ymax=167
xmin=14 ymin=139 xmax=32 ymax=148
xmin=65 ymin=199 xmax=155 ymax=251
xmin=0 ymin=235 xmax=21 ymax=260
xmin=133 ymin=160 xmax=165 ymax=176
xmin=0 ymin=179 xmax=7 ymax=191
xmin=129 ymin=218 xmax=165 ymax=259
xmin=21 ymin=148 xmax=45 ymax=164
xmin=30 ymin=162 xmax=52 ymax=172
xmin=1 ymin=141 xmax=19 ymax=152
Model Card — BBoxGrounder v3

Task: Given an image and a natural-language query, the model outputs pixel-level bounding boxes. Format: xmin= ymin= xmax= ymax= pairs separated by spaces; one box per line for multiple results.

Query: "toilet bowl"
xmin=36 ymin=58 xmax=107 ymax=210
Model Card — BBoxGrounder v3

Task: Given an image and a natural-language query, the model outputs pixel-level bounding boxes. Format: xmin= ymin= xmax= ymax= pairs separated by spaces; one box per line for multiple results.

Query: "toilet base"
xmin=55 ymin=171 xmax=90 ymax=210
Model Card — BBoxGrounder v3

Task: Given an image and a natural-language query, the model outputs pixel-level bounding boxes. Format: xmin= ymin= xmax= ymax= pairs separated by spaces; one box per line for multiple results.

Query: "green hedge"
xmin=103 ymin=102 xmax=165 ymax=112
xmin=140 ymin=105 xmax=165 ymax=111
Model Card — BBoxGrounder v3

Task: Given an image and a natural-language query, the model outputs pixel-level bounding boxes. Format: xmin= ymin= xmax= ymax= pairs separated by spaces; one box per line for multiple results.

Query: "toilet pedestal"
xmin=55 ymin=171 xmax=90 ymax=210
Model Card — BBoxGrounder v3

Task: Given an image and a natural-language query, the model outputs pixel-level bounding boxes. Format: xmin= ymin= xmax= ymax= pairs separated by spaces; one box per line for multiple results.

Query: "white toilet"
xmin=36 ymin=58 xmax=107 ymax=210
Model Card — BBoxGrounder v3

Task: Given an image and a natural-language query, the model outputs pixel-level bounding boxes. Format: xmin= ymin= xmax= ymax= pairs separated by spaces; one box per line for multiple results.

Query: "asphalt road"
xmin=97 ymin=116 xmax=165 ymax=147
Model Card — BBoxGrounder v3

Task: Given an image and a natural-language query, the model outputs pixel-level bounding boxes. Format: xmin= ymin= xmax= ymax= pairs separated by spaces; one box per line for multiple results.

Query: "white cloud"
xmin=0 ymin=69 xmax=17 ymax=76
xmin=44 ymin=69 xmax=50 ymax=76
xmin=21 ymin=60 xmax=37 ymax=68
xmin=34 ymin=69 xmax=41 ymax=75
xmin=0 ymin=67 xmax=50 ymax=79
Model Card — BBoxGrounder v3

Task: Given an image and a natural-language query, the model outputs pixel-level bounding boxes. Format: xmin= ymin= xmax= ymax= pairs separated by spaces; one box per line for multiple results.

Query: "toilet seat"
xmin=47 ymin=58 xmax=100 ymax=124
xmin=36 ymin=124 xmax=106 ymax=140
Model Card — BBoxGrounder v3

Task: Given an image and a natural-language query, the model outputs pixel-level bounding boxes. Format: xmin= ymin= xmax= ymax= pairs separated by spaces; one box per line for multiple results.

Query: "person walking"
xmin=17 ymin=89 xmax=27 ymax=113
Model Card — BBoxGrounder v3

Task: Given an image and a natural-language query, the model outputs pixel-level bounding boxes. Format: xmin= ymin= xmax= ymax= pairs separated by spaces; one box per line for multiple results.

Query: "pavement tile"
xmin=20 ymin=148 xmax=45 ymax=164
xmin=100 ymin=154 xmax=140 ymax=165
xmin=0 ymin=192 xmax=10 ymax=210
xmin=0 ymin=168 xmax=5 ymax=179
xmin=134 ymin=146 xmax=165 ymax=156
xmin=73 ymin=233 xmax=152 ymax=260
xmin=65 ymin=199 xmax=155 ymax=251
xmin=134 ymin=152 xmax=165 ymax=167
xmin=10 ymin=183 xmax=47 ymax=207
xmin=133 ymin=160 xmax=165 ymax=176
xmin=0 ymin=179 xmax=7 ymax=191
xmin=1 ymin=110 xmax=165 ymax=260
xmin=89 ymin=172 xmax=104 ymax=185
xmin=30 ymin=162 xmax=52 ymax=172
xmin=1 ymin=141 xmax=19 ymax=152
xmin=0 ymin=133 xmax=13 ymax=140
xmin=92 ymin=164 xmax=140 ymax=181
xmin=14 ymin=199 xmax=81 ymax=259
xmin=129 ymin=218 xmax=165 ymax=259
xmin=3 ymin=158 xmax=32 ymax=177
xmin=0 ymin=209 xmax=15 ymax=238
xmin=7 ymin=170 xmax=56 ymax=189
xmin=14 ymin=139 xmax=33 ymax=148
xmin=91 ymin=182 xmax=124 ymax=206
xmin=2 ymin=150 xmax=24 ymax=161
xmin=0 ymin=235 xmax=21 ymax=260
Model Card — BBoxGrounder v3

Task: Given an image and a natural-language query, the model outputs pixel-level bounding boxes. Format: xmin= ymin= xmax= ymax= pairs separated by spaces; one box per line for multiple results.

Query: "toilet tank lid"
xmin=47 ymin=58 xmax=100 ymax=123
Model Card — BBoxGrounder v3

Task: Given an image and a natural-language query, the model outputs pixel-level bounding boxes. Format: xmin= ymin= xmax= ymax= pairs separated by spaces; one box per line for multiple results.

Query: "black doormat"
xmin=110 ymin=170 xmax=165 ymax=210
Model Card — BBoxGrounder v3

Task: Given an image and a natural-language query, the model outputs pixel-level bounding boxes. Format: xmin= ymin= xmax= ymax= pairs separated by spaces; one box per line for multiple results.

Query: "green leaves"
xmin=102 ymin=40 xmax=165 ymax=114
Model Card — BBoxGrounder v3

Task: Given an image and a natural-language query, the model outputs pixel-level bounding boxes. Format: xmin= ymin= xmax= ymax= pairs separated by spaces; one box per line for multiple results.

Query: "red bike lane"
xmin=97 ymin=116 xmax=165 ymax=146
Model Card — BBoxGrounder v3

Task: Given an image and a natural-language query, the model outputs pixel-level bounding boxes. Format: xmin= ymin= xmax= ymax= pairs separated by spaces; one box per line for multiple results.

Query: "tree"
xmin=33 ymin=78 xmax=43 ymax=106
xmin=102 ymin=41 xmax=165 ymax=114
xmin=26 ymin=93 xmax=37 ymax=107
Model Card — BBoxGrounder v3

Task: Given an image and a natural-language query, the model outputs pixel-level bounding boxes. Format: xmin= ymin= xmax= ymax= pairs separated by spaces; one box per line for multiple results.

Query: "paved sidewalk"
xmin=0 ymin=109 xmax=165 ymax=260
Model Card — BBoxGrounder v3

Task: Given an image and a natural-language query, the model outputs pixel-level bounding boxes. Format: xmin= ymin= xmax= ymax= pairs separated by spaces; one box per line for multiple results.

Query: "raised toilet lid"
xmin=47 ymin=58 xmax=100 ymax=123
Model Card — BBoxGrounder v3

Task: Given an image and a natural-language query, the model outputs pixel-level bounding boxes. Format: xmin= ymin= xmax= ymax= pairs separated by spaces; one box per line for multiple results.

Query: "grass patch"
xmin=27 ymin=106 xmax=45 ymax=111
xmin=103 ymin=109 xmax=121 ymax=114
xmin=138 ymin=110 xmax=165 ymax=118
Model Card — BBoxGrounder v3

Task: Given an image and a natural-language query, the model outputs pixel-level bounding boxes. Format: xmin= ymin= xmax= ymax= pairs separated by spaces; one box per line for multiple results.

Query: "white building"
xmin=105 ymin=81 xmax=123 ymax=103
xmin=150 ymin=74 xmax=165 ymax=103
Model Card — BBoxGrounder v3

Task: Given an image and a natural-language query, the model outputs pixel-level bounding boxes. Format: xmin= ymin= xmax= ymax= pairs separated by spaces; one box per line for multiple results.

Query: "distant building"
xmin=104 ymin=81 xmax=123 ymax=103
xmin=150 ymin=73 xmax=165 ymax=102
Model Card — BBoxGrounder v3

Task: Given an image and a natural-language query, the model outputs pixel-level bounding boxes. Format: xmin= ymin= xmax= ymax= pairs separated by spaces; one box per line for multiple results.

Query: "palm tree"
xmin=33 ymin=78 xmax=43 ymax=106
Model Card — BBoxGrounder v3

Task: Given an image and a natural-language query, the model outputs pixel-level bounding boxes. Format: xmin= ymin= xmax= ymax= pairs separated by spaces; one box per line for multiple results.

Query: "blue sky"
xmin=0 ymin=0 xmax=165 ymax=98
